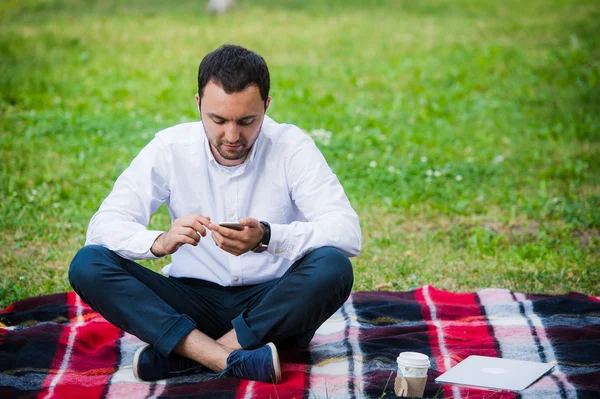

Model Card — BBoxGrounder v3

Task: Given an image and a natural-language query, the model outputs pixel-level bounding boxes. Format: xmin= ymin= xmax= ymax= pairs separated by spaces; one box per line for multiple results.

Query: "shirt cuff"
xmin=268 ymin=223 xmax=293 ymax=259
xmin=127 ymin=229 xmax=165 ymax=259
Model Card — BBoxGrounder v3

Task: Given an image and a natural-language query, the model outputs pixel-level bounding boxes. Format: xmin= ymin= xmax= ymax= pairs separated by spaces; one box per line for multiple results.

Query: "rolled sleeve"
xmin=113 ymin=229 xmax=165 ymax=260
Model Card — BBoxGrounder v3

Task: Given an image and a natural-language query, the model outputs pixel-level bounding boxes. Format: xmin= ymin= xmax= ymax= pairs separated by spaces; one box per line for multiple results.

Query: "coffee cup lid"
xmin=397 ymin=352 xmax=431 ymax=368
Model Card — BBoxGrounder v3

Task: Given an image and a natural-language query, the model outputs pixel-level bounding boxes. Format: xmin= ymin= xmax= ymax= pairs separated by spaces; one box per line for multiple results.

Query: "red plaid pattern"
xmin=1 ymin=286 xmax=599 ymax=398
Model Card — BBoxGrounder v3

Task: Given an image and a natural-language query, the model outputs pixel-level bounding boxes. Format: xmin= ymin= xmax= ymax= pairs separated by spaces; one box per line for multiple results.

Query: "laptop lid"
xmin=435 ymin=355 xmax=555 ymax=392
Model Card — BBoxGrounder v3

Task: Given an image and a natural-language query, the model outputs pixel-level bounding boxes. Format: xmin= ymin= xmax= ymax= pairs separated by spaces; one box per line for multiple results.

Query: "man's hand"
xmin=209 ymin=217 xmax=264 ymax=256
xmin=151 ymin=214 xmax=212 ymax=257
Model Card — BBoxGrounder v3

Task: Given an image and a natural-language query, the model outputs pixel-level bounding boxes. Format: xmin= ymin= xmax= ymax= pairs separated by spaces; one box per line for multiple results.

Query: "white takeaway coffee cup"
xmin=394 ymin=352 xmax=430 ymax=397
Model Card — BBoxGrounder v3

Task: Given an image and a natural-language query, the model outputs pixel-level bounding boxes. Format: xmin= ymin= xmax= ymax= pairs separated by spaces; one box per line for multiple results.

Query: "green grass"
xmin=1 ymin=0 xmax=599 ymax=308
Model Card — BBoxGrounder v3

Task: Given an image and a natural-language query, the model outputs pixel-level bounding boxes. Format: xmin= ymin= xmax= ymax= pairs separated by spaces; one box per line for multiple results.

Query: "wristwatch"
xmin=252 ymin=221 xmax=271 ymax=253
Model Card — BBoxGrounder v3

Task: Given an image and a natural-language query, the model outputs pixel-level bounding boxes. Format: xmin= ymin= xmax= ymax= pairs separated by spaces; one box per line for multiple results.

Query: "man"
xmin=69 ymin=44 xmax=361 ymax=384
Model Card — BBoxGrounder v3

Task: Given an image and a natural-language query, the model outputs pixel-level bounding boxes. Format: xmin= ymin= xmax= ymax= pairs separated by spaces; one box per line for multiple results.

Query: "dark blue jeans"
xmin=69 ymin=245 xmax=353 ymax=357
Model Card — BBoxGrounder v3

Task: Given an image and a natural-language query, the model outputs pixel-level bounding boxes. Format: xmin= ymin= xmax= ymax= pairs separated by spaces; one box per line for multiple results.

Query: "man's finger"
xmin=195 ymin=214 xmax=212 ymax=227
xmin=239 ymin=217 xmax=260 ymax=228
xmin=212 ymin=230 xmax=223 ymax=246
xmin=173 ymin=226 xmax=199 ymax=242
xmin=209 ymin=223 xmax=241 ymax=239
xmin=190 ymin=220 xmax=207 ymax=237
xmin=179 ymin=214 xmax=211 ymax=229
xmin=181 ymin=227 xmax=201 ymax=243
xmin=212 ymin=232 xmax=239 ymax=252
xmin=217 ymin=235 xmax=237 ymax=249
xmin=177 ymin=234 xmax=198 ymax=247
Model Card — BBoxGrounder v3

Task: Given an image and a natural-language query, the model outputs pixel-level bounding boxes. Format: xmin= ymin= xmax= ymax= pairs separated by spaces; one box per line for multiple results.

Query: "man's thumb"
xmin=240 ymin=218 xmax=259 ymax=227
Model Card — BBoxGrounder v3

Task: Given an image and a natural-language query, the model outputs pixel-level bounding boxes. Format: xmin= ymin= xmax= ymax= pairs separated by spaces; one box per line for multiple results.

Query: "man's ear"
xmin=264 ymin=96 xmax=272 ymax=112
xmin=195 ymin=93 xmax=201 ymax=114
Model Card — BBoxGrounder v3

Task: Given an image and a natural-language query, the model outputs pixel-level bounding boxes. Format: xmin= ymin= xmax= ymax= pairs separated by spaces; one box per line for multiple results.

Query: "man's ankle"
xmin=216 ymin=329 xmax=243 ymax=351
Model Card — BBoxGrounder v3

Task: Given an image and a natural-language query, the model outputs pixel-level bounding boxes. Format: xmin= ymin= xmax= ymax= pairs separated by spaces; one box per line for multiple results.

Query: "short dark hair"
xmin=197 ymin=44 xmax=270 ymax=104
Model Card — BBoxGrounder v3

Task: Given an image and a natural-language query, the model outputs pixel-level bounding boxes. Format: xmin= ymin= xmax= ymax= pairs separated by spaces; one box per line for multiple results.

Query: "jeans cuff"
xmin=232 ymin=309 xmax=264 ymax=350
xmin=154 ymin=314 xmax=196 ymax=356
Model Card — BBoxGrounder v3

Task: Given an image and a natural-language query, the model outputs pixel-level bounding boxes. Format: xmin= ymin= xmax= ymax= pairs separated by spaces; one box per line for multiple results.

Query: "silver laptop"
xmin=435 ymin=355 xmax=555 ymax=392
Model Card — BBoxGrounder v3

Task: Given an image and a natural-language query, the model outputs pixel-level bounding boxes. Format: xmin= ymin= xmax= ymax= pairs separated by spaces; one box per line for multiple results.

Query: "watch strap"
xmin=259 ymin=221 xmax=271 ymax=246
xmin=252 ymin=221 xmax=270 ymax=253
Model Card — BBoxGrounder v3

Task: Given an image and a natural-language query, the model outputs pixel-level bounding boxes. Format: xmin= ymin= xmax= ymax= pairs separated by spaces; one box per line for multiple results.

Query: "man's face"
xmin=196 ymin=80 xmax=271 ymax=166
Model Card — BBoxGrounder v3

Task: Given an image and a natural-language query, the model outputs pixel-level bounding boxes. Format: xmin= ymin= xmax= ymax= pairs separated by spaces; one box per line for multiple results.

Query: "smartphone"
xmin=219 ymin=223 xmax=244 ymax=231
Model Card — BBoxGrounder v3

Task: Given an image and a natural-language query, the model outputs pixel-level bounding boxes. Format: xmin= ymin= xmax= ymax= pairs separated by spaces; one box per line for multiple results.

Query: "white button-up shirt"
xmin=86 ymin=115 xmax=362 ymax=286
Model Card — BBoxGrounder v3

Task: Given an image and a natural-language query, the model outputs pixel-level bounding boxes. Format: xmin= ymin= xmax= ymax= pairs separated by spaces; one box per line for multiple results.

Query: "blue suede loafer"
xmin=217 ymin=342 xmax=282 ymax=384
xmin=133 ymin=344 xmax=207 ymax=381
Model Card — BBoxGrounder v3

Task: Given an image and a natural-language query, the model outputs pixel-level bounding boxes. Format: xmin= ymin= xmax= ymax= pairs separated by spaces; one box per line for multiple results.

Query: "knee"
xmin=308 ymin=247 xmax=354 ymax=295
xmin=68 ymin=245 xmax=114 ymax=290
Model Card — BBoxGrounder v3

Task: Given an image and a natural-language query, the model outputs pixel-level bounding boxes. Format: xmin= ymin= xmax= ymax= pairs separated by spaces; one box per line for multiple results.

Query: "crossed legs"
xmin=69 ymin=245 xmax=353 ymax=376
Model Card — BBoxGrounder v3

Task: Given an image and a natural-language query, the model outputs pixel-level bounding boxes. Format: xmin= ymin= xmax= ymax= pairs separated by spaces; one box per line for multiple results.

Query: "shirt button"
xmin=233 ymin=276 xmax=239 ymax=282
xmin=275 ymin=249 xmax=282 ymax=254
xmin=229 ymin=211 xmax=235 ymax=217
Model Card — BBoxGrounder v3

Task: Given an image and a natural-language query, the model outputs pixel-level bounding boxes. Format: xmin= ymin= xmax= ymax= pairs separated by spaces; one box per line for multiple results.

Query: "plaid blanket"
xmin=1 ymin=286 xmax=599 ymax=398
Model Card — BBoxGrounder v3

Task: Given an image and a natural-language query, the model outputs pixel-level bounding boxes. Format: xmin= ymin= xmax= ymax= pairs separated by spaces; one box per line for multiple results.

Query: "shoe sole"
xmin=133 ymin=344 xmax=150 ymax=382
xmin=267 ymin=342 xmax=282 ymax=384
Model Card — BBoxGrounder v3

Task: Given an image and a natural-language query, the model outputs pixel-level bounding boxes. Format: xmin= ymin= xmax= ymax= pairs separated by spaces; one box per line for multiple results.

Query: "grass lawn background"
xmin=1 ymin=0 xmax=598 ymax=308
